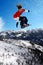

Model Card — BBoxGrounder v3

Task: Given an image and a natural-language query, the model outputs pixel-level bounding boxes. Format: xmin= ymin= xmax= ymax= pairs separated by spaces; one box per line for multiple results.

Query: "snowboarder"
xmin=13 ymin=4 xmax=30 ymax=28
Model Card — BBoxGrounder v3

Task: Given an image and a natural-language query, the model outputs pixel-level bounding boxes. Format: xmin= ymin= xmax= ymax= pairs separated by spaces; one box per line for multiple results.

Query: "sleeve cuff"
xmin=25 ymin=10 xmax=28 ymax=12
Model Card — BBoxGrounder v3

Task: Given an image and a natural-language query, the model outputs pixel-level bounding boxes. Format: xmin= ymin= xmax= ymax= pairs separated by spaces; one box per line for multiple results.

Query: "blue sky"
xmin=0 ymin=0 xmax=43 ymax=31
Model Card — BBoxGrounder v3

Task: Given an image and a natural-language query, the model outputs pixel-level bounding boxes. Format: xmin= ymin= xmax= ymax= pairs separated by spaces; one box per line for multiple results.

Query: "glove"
xmin=16 ymin=22 xmax=18 ymax=27
xmin=28 ymin=10 xmax=30 ymax=12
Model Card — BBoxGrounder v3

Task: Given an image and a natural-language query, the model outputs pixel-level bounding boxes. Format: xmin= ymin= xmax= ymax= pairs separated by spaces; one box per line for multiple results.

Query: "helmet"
xmin=17 ymin=4 xmax=22 ymax=9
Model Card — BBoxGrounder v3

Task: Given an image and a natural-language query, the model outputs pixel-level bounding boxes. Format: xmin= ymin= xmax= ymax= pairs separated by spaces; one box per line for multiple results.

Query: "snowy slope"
xmin=0 ymin=29 xmax=43 ymax=65
xmin=0 ymin=41 xmax=29 ymax=65
xmin=0 ymin=40 xmax=43 ymax=65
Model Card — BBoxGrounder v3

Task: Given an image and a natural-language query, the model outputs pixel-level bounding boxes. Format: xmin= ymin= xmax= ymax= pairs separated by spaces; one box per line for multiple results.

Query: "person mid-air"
xmin=13 ymin=4 xmax=30 ymax=28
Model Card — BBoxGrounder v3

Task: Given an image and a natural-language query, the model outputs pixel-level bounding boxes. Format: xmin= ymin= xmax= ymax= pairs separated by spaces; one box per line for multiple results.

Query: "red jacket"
xmin=13 ymin=9 xmax=25 ymax=18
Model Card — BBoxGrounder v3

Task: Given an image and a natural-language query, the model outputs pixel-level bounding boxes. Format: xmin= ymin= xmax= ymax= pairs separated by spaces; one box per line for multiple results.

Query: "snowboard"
xmin=21 ymin=24 xmax=30 ymax=28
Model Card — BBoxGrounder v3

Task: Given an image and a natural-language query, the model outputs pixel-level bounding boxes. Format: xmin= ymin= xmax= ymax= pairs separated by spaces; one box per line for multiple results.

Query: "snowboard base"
xmin=21 ymin=24 xmax=30 ymax=28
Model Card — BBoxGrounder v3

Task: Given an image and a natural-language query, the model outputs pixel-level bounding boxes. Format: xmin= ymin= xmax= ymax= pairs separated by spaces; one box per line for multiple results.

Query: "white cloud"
xmin=0 ymin=17 xmax=5 ymax=31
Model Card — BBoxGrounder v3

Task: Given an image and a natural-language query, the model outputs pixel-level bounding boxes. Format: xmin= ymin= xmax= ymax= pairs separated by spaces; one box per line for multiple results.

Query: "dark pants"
xmin=19 ymin=16 xmax=28 ymax=27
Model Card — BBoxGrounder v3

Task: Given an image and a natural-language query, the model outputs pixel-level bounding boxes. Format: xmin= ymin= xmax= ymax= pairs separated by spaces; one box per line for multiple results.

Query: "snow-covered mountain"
xmin=0 ymin=29 xmax=43 ymax=46
xmin=0 ymin=29 xmax=43 ymax=65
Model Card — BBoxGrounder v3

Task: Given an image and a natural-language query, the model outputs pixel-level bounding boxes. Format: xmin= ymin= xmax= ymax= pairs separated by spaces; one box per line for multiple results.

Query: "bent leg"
xmin=19 ymin=16 xmax=29 ymax=28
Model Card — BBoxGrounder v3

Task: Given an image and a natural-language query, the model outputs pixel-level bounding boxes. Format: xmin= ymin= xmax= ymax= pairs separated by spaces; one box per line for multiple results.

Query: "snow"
xmin=0 ymin=29 xmax=43 ymax=65
xmin=0 ymin=41 xmax=16 ymax=64
xmin=15 ymin=29 xmax=27 ymax=32
xmin=0 ymin=39 xmax=43 ymax=65
xmin=34 ymin=44 xmax=43 ymax=52
xmin=21 ymin=40 xmax=32 ymax=47
xmin=0 ymin=41 xmax=29 ymax=65
xmin=16 ymin=33 xmax=22 ymax=37
xmin=0 ymin=32 xmax=7 ymax=36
